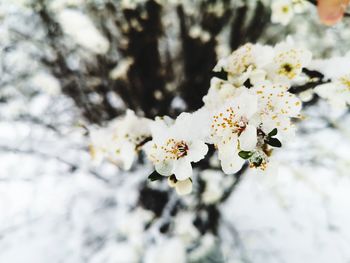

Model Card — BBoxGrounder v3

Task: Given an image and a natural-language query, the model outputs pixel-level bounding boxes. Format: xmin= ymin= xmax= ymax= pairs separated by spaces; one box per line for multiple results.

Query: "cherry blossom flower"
xmin=315 ymin=74 xmax=350 ymax=109
xmin=144 ymin=111 xmax=208 ymax=181
xmin=213 ymin=43 xmax=273 ymax=86
xmin=271 ymin=0 xmax=294 ymax=25
xmin=203 ymin=77 xmax=244 ymax=110
xmin=87 ymin=40 xmax=315 ymax=193
xmin=209 ymin=90 xmax=258 ymax=174
xmin=266 ymin=41 xmax=312 ymax=84
xmin=251 ymin=81 xmax=302 ymax=137
xmin=89 ymin=110 xmax=151 ymax=170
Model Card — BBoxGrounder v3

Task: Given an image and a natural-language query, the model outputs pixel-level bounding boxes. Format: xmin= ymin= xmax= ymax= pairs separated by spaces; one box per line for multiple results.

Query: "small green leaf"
xmin=238 ymin=151 xmax=253 ymax=159
xmin=267 ymin=137 xmax=282 ymax=148
xmin=148 ymin=171 xmax=163 ymax=181
xmin=268 ymin=128 xmax=278 ymax=137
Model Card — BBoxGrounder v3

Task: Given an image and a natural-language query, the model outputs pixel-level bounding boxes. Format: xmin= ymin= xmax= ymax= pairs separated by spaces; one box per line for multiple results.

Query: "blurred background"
xmin=1 ymin=0 xmax=350 ymax=262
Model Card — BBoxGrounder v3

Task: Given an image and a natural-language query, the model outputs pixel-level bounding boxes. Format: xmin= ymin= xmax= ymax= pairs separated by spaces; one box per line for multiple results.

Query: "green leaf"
xmin=238 ymin=151 xmax=253 ymax=159
xmin=148 ymin=171 xmax=163 ymax=181
xmin=268 ymin=128 xmax=278 ymax=137
xmin=267 ymin=137 xmax=282 ymax=148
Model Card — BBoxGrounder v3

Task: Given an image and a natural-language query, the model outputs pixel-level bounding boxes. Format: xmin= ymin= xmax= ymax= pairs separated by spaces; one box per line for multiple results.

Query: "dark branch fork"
xmin=289 ymin=68 xmax=330 ymax=95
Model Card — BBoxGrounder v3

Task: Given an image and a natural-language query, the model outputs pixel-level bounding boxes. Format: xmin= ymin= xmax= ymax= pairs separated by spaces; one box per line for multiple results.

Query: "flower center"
xmin=278 ymin=63 xmax=296 ymax=79
xmin=282 ymin=6 xmax=290 ymax=13
xmin=235 ymin=117 xmax=248 ymax=135
xmin=212 ymin=108 xmax=248 ymax=137
xmin=173 ymin=141 xmax=189 ymax=159
xmin=340 ymin=77 xmax=350 ymax=90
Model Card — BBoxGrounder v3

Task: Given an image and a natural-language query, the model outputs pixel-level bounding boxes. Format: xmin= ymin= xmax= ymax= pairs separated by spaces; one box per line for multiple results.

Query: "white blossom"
xmin=271 ymin=0 xmax=294 ymax=25
xmin=209 ymin=90 xmax=258 ymax=174
xmin=251 ymin=81 xmax=302 ymax=137
xmin=203 ymin=78 xmax=242 ymax=110
xmin=144 ymin=111 xmax=208 ymax=181
xmin=213 ymin=43 xmax=273 ymax=86
xmin=88 ymin=40 xmax=313 ymax=190
xmin=315 ymin=74 xmax=350 ymax=109
xmin=89 ymin=110 xmax=151 ymax=170
xmin=266 ymin=41 xmax=312 ymax=84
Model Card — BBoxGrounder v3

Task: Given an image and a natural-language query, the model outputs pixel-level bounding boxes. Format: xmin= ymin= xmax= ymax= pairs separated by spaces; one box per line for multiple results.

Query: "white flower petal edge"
xmin=173 ymin=158 xmax=193 ymax=181
xmin=314 ymin=74 xmax=350 ymax=110
xmin=175 ymin=178 xmax=193 ymax=195
xmin=239 ymin=124 xmax=257 ymax=151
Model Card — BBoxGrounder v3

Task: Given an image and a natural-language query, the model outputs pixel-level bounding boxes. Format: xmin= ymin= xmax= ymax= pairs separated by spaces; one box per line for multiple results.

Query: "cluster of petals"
xmin=203 ymin=41 xmax=308 ymax=173
xmin=89 ymin=41 xmax=311 ymax=195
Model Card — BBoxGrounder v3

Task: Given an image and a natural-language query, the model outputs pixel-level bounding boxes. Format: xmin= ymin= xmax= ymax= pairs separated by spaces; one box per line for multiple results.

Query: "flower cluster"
xmin=271 ymin=0 xmax=310 ymax=25
xmin=89 ymin=40 xmax=311 ymax=195
xmin=205 ymin=41 xmax=308 ymax=174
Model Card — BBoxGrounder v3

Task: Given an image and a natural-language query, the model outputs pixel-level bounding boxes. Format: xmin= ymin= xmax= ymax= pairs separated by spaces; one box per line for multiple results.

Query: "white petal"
xmin=314 ymin=83 xmax=337 ymax=98
xmin=239 ymin=125 xmax=257 ymax=151
xmin=237 ymin=91 xmax=258 ymax=118
xmin=217 ymin=138 xmax=238 ymax=161
xmin=188 ymin=141 xmax=208 ymax=162
xmin=155 ymin=160 xmax=174 ymax=176
xmin=220 ymin=154 xmax=245 ymax=175
xmin=89 ymin=145 xmax=104 ymax=165
xmin=175 ymin=179 xmax=193 ymax=195
xmin=250 ymin=69 xmax=266 ymax=85
xmin=119 ymin=142 xmax=136 ymax=170
xmin=107 ymin=142 xmax=135 ymax=170
xmin=260 ymin=117 xmax=276 ymax=135
xmin=173 ymin=158 xmax=193 ymax=180
xmin=213 ymin=57 xmax=228 ymax=72
xmin=150 ymin=119 xmax=172 ymax=142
